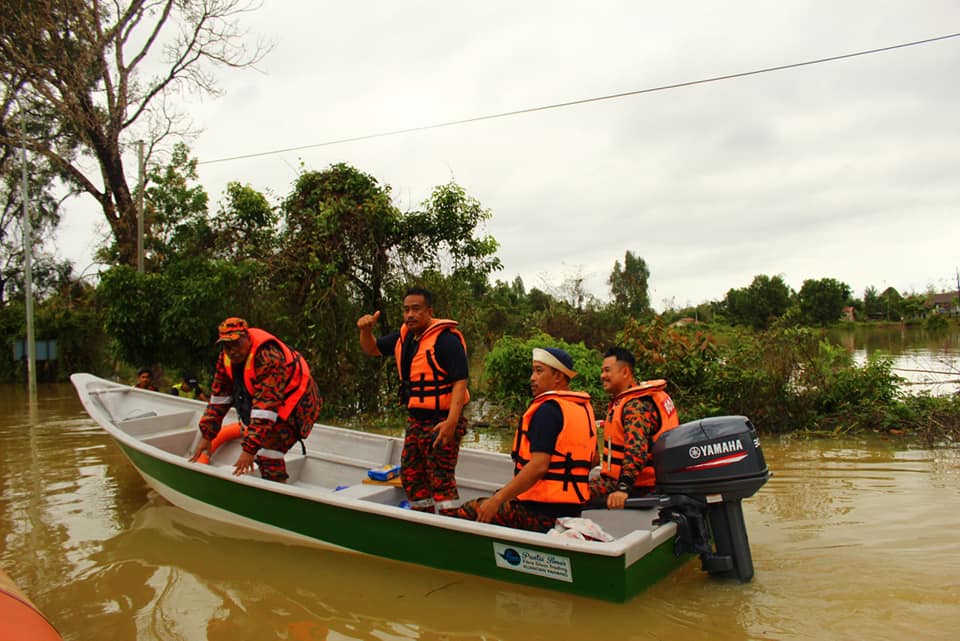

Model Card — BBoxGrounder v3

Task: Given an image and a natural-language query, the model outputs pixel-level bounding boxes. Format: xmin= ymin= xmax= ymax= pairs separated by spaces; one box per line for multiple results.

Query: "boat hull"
xmin=73 ymin=373 xmax=691 ymax=601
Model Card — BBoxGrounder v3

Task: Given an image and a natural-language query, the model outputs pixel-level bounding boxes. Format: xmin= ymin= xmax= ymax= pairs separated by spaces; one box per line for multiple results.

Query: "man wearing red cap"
xmin=457 ymin=347 xmax=597 ymax=532
xmin=190 ymin=317 xmax=322 ymax=482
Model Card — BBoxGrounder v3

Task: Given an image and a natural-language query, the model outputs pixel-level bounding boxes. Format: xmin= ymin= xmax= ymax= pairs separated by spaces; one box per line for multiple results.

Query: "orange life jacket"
xmin=512 ymin=390 xmax=597 ymax=504
xmin=601 ymin=380 xmax=679 ymax=488
xmin=394 ymin=319 xmax=470 ymax=412
xmin=222 ymin=328 xmax=312 ymax=425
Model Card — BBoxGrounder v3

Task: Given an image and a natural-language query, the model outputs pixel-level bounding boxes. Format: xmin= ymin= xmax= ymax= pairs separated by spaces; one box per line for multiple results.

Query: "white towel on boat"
xmin=548 ymin=517 xmax=614 ymax=542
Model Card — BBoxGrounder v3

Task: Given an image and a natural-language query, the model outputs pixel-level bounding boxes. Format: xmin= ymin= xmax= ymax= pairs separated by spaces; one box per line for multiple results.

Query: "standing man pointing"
xmin=357 ymin=287 xmax=470 ymax=515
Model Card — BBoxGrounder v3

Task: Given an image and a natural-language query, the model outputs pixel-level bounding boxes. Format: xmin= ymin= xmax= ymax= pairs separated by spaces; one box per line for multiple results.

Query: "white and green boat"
xmin=71 ymin=372 xmax=770 ymax=602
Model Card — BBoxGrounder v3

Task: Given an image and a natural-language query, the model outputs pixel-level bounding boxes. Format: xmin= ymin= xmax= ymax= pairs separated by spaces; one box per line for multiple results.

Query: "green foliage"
xmin=877 ymin=287 xmax=904 ymax=321
xmin=924 ymin=314 xmax=949 ymax=332
xmin=608 ymin=250 xmax=651 ymax=317
xmin=34 ymin=280 xmax=107 ymax=378
xmin=482 ymin=333 xmax=604 ymax=419
xmin=98 ymin=261 xmax=264 ymax=378
xmin=270 ymin=164 xmax=504 ymax=414
xmin=213 ymin=182 xmax=278 ymax=261
xmin=724 ymin=274 xmax=792 ymax=329
xmin=144 ymin=142 xmax=212 ymax=266
xmin=862 ymin=286 xmax=883 ymax=320
xmin=403 ymin=182 xmax=502 ymax=282
xmin=892 ymin=392 xmax=960 ymax=443
xmin=618 ymin=316 xmax=717 ymax=401
xmin=0 ymin=99 xmax=68 ymax=305
xmin=797 ymin=277 xmax=852 ymax=326
xmin=473 ymin=277 xmax=533 ymax=350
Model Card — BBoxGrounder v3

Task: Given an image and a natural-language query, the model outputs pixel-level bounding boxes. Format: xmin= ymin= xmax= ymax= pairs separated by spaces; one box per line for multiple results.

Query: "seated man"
xmin=590 ymin=347 xmax=679 ymax=508
xmin=457 ymin=347 xmax=596 ymax=532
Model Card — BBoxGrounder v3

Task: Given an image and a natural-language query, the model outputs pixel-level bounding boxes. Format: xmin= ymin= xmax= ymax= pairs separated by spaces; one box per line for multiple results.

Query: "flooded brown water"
xmin=1 ymin=383 xmax=958 ymax=641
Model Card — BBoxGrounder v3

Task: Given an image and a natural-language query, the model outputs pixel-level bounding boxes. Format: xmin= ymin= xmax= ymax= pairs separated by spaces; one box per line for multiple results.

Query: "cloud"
xmin=52 ymin=1 xmax=960 ymax=308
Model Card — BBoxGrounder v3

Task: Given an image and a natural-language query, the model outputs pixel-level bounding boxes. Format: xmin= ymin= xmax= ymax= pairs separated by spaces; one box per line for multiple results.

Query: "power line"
xmin=198 ymin=32 xmax=960 ymax=166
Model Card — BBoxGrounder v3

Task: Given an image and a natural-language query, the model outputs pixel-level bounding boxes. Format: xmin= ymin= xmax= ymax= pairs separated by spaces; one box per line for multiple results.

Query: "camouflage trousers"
xmin=456 ymin=498 xmax=556 ymax=533
xmin=254 ymin=421 xmax=303 ymax=483
xmin=401 ymin=414 xmax=467 ymax=515
xmin=250 ymin=380 xmax=321 ymax=483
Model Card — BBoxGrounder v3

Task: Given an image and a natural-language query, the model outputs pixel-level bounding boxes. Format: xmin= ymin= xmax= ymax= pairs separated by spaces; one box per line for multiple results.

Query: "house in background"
xmin=926 ymin=292 xmax=960 ymax=315
xmin=841 ymin=306 xmax=855 ymax=322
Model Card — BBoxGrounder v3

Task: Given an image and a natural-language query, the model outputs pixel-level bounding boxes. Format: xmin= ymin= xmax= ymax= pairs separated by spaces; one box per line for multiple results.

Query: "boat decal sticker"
xmin=493 ymin=543 xmax=573 ymax=583
xmin=680 ymin=452 xmax=749 ymax=472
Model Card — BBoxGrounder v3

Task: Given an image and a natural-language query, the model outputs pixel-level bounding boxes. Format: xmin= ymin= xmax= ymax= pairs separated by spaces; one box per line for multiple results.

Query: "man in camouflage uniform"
xmin=590 ymin=347 xmax=678 ymax=508
xmin=190 ymin=317 xmax=322 ymax=482
xmin=357 ymin=287 xmax=469 ymax=515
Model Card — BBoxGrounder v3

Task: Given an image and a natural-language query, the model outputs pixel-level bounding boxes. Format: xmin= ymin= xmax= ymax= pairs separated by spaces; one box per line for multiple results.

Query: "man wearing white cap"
xmin=457 ymin=347 xmax=597 ymax=532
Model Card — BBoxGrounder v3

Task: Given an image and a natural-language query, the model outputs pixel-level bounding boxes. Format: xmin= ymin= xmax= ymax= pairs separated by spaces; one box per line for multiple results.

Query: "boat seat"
xmin=118 ymin=410 xmax=199 ymax=437
xmin=330 ymin=484 xmax=406 ymax=505
xmin=141 ymin=427 xmax=197 ymax=454
xmin=284 ymin=454 xmax=307 ymax=484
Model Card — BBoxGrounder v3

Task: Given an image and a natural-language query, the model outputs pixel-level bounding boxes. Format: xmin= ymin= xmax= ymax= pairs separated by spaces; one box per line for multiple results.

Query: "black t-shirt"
xmin=376 ymin=328 xmax=468 ymax=418
xmin=519 ymin=399 xmax=584 ymax=519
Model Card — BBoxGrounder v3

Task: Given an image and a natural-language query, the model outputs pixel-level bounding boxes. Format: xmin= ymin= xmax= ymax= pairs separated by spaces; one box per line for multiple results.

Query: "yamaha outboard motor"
xmin=651 ymin=415 xmax=771 ymax=582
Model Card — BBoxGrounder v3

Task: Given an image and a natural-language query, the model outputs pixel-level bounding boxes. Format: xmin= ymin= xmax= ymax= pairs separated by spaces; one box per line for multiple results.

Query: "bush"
xmin=482 ymin=332 xmax=604 ymax=422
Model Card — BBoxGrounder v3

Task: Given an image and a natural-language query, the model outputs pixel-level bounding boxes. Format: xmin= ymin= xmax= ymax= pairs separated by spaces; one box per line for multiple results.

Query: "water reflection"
xmin=76 ymin=499 xmax=615 ymax=640
xmin=829 ymin=324 xmax=960 ymax=395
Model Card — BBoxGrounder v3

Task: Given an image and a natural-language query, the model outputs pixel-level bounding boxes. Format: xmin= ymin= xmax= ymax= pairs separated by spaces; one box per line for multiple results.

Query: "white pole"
xmin=20 ymin=114 xmax=37 ymax=398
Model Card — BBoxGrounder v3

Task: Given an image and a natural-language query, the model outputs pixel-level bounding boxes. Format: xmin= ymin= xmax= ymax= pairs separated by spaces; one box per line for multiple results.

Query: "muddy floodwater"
xmin=1 ymin=383 xmax=958 ymax=640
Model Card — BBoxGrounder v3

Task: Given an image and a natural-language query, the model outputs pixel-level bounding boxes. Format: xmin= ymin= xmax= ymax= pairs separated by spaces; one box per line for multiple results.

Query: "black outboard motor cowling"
xmin=651 ymin=416 xmax=771 ymax=582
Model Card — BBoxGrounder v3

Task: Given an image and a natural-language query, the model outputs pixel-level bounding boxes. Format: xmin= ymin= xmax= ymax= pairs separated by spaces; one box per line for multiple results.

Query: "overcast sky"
xmin=57 ymin=1 xmax=960 ymax=310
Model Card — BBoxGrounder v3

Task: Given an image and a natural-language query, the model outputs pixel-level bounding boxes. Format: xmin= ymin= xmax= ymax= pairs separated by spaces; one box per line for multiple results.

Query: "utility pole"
xmin=20 ymin=113 xmax=37 ymax=398
xmin=137 ymin=140 xmax=145 ymax=273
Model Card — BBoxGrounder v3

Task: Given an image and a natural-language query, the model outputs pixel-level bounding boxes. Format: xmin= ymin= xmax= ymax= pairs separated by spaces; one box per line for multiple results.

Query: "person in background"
xmin=134 ymin=367 xmax=158 ymax=391
xmin=356 ymin=287 xmax=469 ymax=515
xmin=590 ymin=347 xmax=679 ymax=509
xmin=189 ymin=317 xmax=322 ymax=482
xmin=457 ymin=347 xmax=596 ymax=532
xmin=170 ymin=373 xmax=209 ymax=402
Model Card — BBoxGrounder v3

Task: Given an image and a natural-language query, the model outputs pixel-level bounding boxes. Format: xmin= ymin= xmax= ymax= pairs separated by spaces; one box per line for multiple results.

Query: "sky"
xmin=55 ymin=1 xmax=960 ymax=310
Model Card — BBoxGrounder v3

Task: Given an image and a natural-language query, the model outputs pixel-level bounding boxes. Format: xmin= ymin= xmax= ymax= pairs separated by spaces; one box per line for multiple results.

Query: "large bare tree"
xmin=0 ymin=0 xmax=269 ymax=266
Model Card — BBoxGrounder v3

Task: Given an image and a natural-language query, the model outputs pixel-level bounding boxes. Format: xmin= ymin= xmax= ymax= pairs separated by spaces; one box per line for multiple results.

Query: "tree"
xmin=211 ymin=181 xmax=277 ymax=262
xmin=401 ymin=182 xmax=501 ymax=285
xmin=0 ymin=82 xmax=73 ymax=304
xmin=862 ymin=286 xmax=882 ymax=321
xmin=797 ymin=278 xmax=852 ymax=326
xmin=608 ymin=250 xmax=651 ymax=317
xmin=0 ymin=0 xmax=269 ymax=266
xmin=98 ymin=260 xmax=262 ymax=377
xmin=878 ymin=287 xmax=904 ymax=321
xmin=272 ymin=164 xmax=502 ymax=412
xmin=724 ymin=274 xmax=792 ymax=329
xmin=142 ymin=142 xmax=211 ymax=267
